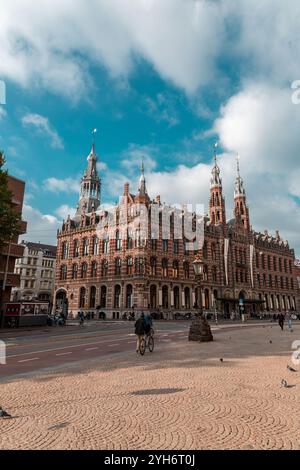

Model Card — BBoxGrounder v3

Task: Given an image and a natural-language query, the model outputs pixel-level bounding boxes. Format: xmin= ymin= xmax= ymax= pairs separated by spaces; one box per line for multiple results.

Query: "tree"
xmin=0 ymin=150 xmax=21 ymax=247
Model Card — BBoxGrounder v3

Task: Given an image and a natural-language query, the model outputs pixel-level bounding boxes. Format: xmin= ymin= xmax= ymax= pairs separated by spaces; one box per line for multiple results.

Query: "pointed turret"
xmin=209 ymin=144 xmax=226 ymax=225
xmin=76 ymin=142 xmax=101 ymax=216
xmin=135 ymin=161 xmax=150 ymax=204
xmin=234 ymin=154 xmax=250 ymax=230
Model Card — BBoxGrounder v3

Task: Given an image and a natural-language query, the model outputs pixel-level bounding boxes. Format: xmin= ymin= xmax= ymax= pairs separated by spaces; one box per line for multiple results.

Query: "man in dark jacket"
xmin=135 ymin=313 xmax=146 ymax=353
xmin=278 ymin=312 xmax=285 ymax=331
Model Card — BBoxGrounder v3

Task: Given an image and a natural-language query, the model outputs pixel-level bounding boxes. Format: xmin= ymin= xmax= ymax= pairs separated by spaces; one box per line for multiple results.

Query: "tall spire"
xmin=210 ymin=142 xmax=222 ymax=188
xmin=135 ymin=158 xmax=150 ymax=204
xmin=209 ymin=143 xmax=226 ymax=225
xmin=234 ymin=153 xmax=246 ymax=198
xmin=76 ymin=131 xmax=101 ymax=216
xmin=234 ymin=153 xmax=250 ymax=230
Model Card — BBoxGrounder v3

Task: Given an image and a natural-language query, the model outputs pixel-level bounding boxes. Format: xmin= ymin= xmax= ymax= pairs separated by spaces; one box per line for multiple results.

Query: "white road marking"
xmin=108 ymin=343 xmax=120 ymax=347
xmin=85 ymin=347 xmax=98 ymax=351
xmin=18 ymin=357 xmax=39 ymax=363
xmin=56 ymin=352 xmax=72 ymax=356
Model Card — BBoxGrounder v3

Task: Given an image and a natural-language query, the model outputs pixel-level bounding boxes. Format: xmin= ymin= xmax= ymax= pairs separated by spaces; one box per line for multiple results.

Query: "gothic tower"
xmin=76 ymin=144 xmax=101 ymax=215
xmin=134 ymin=162 xmax=150 ymax=205
xmin=209 ymin=148 xmax=226 ymax=225
xmin=234 ymin=155 xmax=250 ymax=230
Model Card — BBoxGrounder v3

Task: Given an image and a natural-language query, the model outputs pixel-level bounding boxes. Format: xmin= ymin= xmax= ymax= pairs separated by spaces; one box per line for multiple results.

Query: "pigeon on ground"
xmin=287 ymin=365 xmax=297 ymax=373
xmin=220 ymin=358 xmax=224 ymax=363
xmin=281 ymin=379 xmax=288 ymax=388
xmin=0 ymin=407 xmax=12 ymax=419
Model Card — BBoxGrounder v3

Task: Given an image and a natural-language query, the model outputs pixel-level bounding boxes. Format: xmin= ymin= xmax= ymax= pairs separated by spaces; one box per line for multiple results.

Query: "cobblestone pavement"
xmin=1 ymin=324 xmax=300 ymax=450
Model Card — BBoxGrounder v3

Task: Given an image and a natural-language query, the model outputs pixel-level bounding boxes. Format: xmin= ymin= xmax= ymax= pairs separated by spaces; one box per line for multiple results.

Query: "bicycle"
xmin=139 ymin=329 xmax=154 ymax=356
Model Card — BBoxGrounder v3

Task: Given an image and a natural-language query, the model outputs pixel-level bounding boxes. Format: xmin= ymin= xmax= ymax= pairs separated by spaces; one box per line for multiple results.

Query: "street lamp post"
xmin=188 ymin=255 xmax=213 ymax=342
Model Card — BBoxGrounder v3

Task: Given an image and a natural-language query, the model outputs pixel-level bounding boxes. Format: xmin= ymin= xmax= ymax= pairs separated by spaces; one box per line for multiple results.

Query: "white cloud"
xmin=55 ymin=204 xmax=76 ymax=219
xmin=0 ymin=0 xmax=224 ymax=98
xmin=1 ymin=1 xmax=300 ymax=99
xmin=22 ymin=204 xmax=60 ymax=245
xmin=44 ymin=176 xmax=79 ymax=193
xmin=22 ymin=113 xmax=64 ymax=149
xmin=141 ymin=93 xmax=179 ymax=127
xmin=212 ymin=82 xmax=300 ymax=254
xmin=0 ymin=106 xmax=7 ymax=120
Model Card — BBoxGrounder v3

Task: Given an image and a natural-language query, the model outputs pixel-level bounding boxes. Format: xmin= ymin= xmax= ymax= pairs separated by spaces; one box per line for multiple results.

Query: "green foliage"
xmin=0 ymin=150 xmax=22 ymax=247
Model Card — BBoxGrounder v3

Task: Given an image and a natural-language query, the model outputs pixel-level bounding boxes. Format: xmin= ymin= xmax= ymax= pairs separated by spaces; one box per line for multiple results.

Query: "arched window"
xmin=126 ymin=284 xmax=133 ymax=308
xmin=135 ymin=257 xmax=144 ymax=274
xmin=92 ymin=236 xmax=99 ymax=256
xmin=114 ymin=285 xmax=121 ymax=308
xmin=102 ymin=260 xmax=109 ymax=276
xmin=60 ymin=265 xmax=67 ymax=280
xmin=91 ymin=261 xmax=98 ymax=278
xmin=203 ymin=265 xmax=208 ymax=281
xmin=79 ymin=287 xmax=86 ymax=308
xmin=127 ymin=229 xmax=133 ymax=249
xmin=183 ymin=262 xmax=189 ymax=279
xmin=162 ymin=286 xmax=168 ymax=308
xmin=174 ymin=286 xmax=180 ymax=309
xmin=72 ymin=264 xmax=78 ymax=279
xmin=103 ymin=236 xmax=110 ymax=255
xmin=173 ymin=260 xmax=179 ymax=278
xmin=127 ymin=257 xmax=133 ymax=275
xmin=73 ymin=239 xmax=79 ymax=258
xmin=184 ymin=287 xmax=191 ymax=309
xmin=150 ymin=257 xmax=157 ymax=276
xmin=61 ymin=242 xmax=69 ymax=260
xmin=115 ymin=258 xmax=122 ymax=276
xmin=116 ymin=230 xmax=122 ymax=251
xmin=81 ymin=263 xmax=88 ymax=279
xmin=100 ymin=286 xmax=107 ymax=308
xmin=204 ymin=289 xmax=210 ymax=309
xmin=150 ymin=285 xmax=157 ymax=309
xmin=89 ymin=286 xmax=96 ymax=308
xmin=82 ymin=238 xmax=89 ymax=256
xmin=162 ymin=258 xmax=168 ymax=277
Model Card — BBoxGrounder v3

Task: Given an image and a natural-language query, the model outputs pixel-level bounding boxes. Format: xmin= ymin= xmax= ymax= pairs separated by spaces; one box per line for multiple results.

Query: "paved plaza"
xmin=1 ymin=323 xmax=300 ymax=450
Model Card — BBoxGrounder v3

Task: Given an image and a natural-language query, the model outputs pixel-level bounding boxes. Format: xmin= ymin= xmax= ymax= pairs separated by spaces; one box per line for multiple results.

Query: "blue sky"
xmin=0 ymin=0 xmax=300 ymax=256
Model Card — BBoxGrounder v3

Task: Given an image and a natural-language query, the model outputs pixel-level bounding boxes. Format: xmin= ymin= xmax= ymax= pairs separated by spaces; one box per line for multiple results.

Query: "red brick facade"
xmin=0 ymin=176 xmax=27 ymax=305
xmin=55 ymin=148 xmax=299 ymax=318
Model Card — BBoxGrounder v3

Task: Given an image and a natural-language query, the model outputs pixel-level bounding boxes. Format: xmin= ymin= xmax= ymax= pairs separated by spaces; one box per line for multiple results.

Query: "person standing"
xmin=278 ymin=312 xmax=285 ymax=331
xmin=79 ymin=310 xmax=85 ymax=327
xmin=135 ymin=313 xmax=145 ymax=353
xmin=286 ymin=311 xmax=292 ymax=331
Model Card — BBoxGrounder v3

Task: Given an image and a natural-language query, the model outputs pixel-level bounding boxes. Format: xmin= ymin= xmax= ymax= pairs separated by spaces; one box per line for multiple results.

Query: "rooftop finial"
xmin=214 ymin=142 xmax=218 ymax=165
xmin=141 ymin=158 xmax=145 ymax=176
xmin=236 ymin=153 xmax=240 ymax=177
xmin=92 ymin=128 xmax=97 ymax=153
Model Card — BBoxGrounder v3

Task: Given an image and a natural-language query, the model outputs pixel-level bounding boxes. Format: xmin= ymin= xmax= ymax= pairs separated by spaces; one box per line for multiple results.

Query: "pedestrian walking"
xmin=135 ymin=313 xmax=145 ymax=353
xmin=79 ymin=310 xmax=85 ymax=327
xmin=286 ymin=312 xmax=292 ymax=331
xmin=278 ymin=312 xmax=285 ymax=331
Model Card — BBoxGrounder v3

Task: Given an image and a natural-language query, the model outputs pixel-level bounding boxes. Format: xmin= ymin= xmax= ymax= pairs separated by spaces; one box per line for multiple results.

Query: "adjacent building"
xmin=54 ymin=144 xmax=299 ymax=318
xmin=0 ymin=176 xmax=27 ymax=306
xmin=12 ymin=242 xmax=57 ymax=305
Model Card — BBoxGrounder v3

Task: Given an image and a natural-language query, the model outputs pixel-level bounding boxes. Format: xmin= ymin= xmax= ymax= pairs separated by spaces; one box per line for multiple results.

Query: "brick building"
xmin=0 ymin=176 xmax=27 ymax=307
xmin=54 ymin=145 xmax=299 ymax=318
